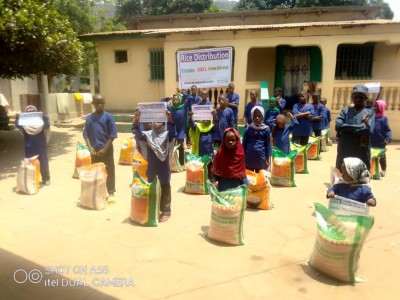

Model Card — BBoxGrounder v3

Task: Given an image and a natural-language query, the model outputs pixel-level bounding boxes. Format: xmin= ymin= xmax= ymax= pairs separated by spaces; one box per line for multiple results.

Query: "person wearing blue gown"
xmin=263 ymin=97 xmax=280 ymax=129
xmin=274 ymin=87 xmax=286 ymax=114
xmin=184 ymin=85 xmax=201 ymax=148
xmin=214 ymin=94 xmax=234 ymax=147
xmin=242 ymin=106 xmax=271 ymax=172
xmin=272 ymin=113 xmax=299 ymax=154
xmin=335 ymin=85 xmax=375 ymax=171
xmin=226 ymin=82 xmax=240 ymax=128
xmin=292 ymin=90 xmax=315 ymax=146
xmin=243 ymin=89 xmax=262 ymax=127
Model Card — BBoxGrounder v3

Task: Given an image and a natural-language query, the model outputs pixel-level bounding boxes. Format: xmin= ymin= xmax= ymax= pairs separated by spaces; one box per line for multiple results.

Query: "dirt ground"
xmin=0 ymin=126 xmax=400 ymax=300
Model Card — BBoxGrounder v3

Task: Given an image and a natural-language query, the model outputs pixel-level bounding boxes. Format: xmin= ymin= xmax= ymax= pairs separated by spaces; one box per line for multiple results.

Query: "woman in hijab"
xmin=133 ymin=109 xmax=176 ymax=222
xmin=371 ymin=100 xmax=392 ymax=177
xmin=16 ymin=105 xmax=51 ymax=185
xmin=212 ymin=128 xmax=247 ymax=192
xmin=327 ymin=157 xmax=376 ymax=206
xmin=242 ymin=106 xmax=271 ymax=172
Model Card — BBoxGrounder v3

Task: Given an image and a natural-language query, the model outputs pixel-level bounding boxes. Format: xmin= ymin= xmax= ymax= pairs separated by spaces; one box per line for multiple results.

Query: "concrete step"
xmin=113 ymin=114 xmax=134 ymax=123
xmin=116 ymin=122 xmax=132 ymax=133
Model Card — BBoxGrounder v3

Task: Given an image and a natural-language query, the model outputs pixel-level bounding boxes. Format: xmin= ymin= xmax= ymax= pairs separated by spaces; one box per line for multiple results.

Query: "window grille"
xmin=149 ymin=48 xmax=164 ymax=81
xmin=114 ymin=50 xmax=128 ymax=63
xmin=335 ymin=44 xmax=374 ymax=80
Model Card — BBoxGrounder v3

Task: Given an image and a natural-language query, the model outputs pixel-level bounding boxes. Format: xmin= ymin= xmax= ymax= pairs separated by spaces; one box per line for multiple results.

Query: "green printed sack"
xmin=307 ymin=136 xmax=321 ymax=160
xmin=370 ymin=148 xmax=386 ymax=180
xmin=309 ymin=203 xmax=374 ymax=283
xmin=73 ymin=142 xmax=91 ymax=179
xmin=184 ymin=152 xmax=211 ymax=194
xmin=271 ymin=147 xmax=297 ymax=187
xmin=290 ymin=142 xmax=309 ymax=174
xmin=169 ymin=145 xmax=184 ymax=173
xmin=207 ymin=182 xmax=247 ymax=245
xmin=130 ymin=172 xmax=160 ymax=227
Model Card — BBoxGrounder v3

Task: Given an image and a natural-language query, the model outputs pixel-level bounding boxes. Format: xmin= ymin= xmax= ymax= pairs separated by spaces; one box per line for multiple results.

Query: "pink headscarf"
xmin=375 ymin=100 xmax=386 ymax=118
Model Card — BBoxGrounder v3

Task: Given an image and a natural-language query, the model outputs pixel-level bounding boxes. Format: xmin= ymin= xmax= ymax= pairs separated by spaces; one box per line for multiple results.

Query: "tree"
xmin=234 ymin=0 xmax=294 ymax=11
xmin=0 ymin=0 xmax=83 ymax=79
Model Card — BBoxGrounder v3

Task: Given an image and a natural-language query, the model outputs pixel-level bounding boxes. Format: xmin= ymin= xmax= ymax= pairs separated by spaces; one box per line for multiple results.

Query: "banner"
xmin=192 ymin=105 xmax=213 ymax=121
xmin=177 ymin=47 xmax=233 ymax=89
xmin=138 ymin=102 xmax=167 ymax=123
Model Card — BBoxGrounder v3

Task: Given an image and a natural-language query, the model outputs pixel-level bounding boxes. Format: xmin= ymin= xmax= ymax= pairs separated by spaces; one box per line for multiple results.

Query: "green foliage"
xmin=0 ymin=0 xmax=83 ymax=79
xmin=234 ymin=0 xmax=294 ymax=11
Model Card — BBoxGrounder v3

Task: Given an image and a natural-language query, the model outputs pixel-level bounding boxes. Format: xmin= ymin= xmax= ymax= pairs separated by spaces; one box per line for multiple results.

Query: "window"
xmin=335 ymin=44 xmax=374 ymax=80
xmin=114 ymin=50 xmax=128 ymax=63
xmin=149 ymin=48 xmax=164 ymax=81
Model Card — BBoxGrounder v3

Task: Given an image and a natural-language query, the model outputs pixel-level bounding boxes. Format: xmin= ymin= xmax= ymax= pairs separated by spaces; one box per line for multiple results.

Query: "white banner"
xmin=364 ymin=82 xmax=381 ymax=93
xmin=177 ymin=47 xmax=233 ymax=89
xmin=328 ymin=196 xmax=369 ymax=216
xmin=138 ymin=102 xmax=167 ymax=123
xmin=18 ymin=112 xmax=43 ymax=126
xmin=192 ymin=105 xmax=213 ymax=121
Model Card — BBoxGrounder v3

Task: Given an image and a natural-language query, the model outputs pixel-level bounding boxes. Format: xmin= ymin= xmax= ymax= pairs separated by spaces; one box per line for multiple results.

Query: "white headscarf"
xmin=337 ymin=157 xmax=370 ymax=186
xmin=23 ymin=105 xmax=44 ymax=135
xmin=141 ymin=124 xmax=174 ymax=162
xmin=249 ymin=106 xmax=268 ymax=130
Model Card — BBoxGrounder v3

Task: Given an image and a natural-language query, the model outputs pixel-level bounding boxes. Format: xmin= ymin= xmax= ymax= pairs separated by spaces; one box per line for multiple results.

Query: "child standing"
xmin=214 ymin=94 xmax=234 ymax=148
xmin=263 ymin=97 xmax=280 ymax=129
xmin=212 ymin=128 xmax=247 ymax=192
xmin=133 ymin=109 xmax=176 ymax=222
xmin=199 ymin=90 xmax=212 ymax=105
xmin=83 ymin=94 xmax=118 ymax=202
xmin=292 ymin=90 xmax=315 ymax=146
xmin=371 ymin=100 xmax=392 ymax=177
xmin=226 ymin=82 xmax=240 ymax=129
xmin=320 ymin=98 xmax=331 ymax=130
xmin=243 ymin=89 xmax=262 ymax=127
xmin=184 ymin=85 xmax=201 ymax=149
xmin=167 ymin=93 xmax=186 ymax=167
xmin=311 ymin=91 xmax=324 ymax=138
xmin=271 ymin=113 xmax=299 ymax=154
xmin=327 ymin=157 xmax=376 ymax=207
xmin=274 ymin=87 xmax=286 ymax=114
xmin=16 ymin=105 xmax=51 ymax=185
xmin=242 ymin=106 xmax=271 ymax=172
xmin=189 ymin=110 xmax=218 ymax=180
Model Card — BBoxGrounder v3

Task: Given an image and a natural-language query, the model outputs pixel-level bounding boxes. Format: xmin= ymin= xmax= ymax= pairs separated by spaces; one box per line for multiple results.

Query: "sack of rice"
xmin=320 ymin=129 xmax=329 ymax=152
xmin=79 ymin=163 xmax=108 ymax=210
xmin=207 ymin=182 xmax=247 ymax=245
xmin=16 ymin=156 xmax=40 ymax=194
xmin=130 ymin=172 xmax=160 ymax=227
xmin=169 ymin=145 xmax=184 ymax=173
xmin=370 ymin=148 xmax=386 ymax=180
xmin=132 ymin=151 xmax=148 ymax=181
xmin=307 ymin=136 xmax=321 ymax=160
xmin=246 ymin=169 xmax=272 ymax=210
xmin=309 ymin=203 xmax=374 ymax=282
xmin=271 ymin=147 xmax=296 ymax=187
xmin=119 ymin=138 xmax=135 ymax=165
xmin=184 ymin=152 xmax=211 ymax=194
xmin=72 ymin=142 xmax=91 ymax=179
xmin=290 ymin=142 xmax=309 ymax=174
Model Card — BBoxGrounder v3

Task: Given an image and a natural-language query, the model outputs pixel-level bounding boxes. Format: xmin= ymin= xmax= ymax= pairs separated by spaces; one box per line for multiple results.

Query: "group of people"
xmin=16 ymin=83 xmax=391 ymax=222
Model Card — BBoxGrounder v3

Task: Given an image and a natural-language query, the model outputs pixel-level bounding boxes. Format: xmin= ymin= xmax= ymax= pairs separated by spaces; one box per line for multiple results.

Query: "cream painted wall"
xmin=373 ymin=43 xmax=400 ymax=79
xmin=247 ymin=48 xmax=276 ymax=85
xmin=98 ymin=39 xmax=166 ymax=111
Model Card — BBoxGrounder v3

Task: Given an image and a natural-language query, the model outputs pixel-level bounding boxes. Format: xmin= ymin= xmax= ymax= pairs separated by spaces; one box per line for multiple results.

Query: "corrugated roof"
xmin=80 ymin=19 xmax=400 ymax=41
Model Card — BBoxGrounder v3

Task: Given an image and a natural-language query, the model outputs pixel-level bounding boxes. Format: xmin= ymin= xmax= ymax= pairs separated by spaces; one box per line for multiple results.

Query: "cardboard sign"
xmin=138 ymin=102 xmax=167 ymax=123
xmin=364 ymin=82 xmax=381 ymax=94
xmin=18 ymin=112 xmax=43 ymax=126
xmin=328 ymin=196 xmax=369 ymax=216
xmin=192 ymin=105 xmax=213 ymax=121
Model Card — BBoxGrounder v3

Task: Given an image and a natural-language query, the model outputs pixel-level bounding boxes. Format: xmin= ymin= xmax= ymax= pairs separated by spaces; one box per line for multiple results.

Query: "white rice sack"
xmin=79 ymin=163 xmax=108 ymax=210
xmin=207 ymin=182 xmax=247 ymax=246
xmin=309 ymin=203 xmax=374 ymax=282
xmin=16 ymin=156 xmax=40 ymax=195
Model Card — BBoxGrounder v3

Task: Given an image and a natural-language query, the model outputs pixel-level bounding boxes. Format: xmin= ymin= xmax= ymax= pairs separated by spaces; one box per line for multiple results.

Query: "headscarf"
xmin=189 ymin=121 xmax=214 ymax=156
xmin=22 ymin=105 xmax=44 ymax=135
xmin=141 ymin=124 xmax=174 ymax=161
xmin=374 ymin=100 xmax=386 ymax=119
xmin=336 ymin=157 xmax=370 ymax=186
xmin=171 ymin=93 xmax=184 ymax=110
xmin=249 ymin=106 xmax=267 ymax=130
xmin=212 ymin=128 xmax=246 ymax=179
xmin=267 ymin=97 xmax=280 ymax=112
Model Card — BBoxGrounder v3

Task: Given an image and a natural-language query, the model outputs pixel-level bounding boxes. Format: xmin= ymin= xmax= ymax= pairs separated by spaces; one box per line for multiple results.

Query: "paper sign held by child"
xmin=328 ymin=196 xmax=369 ymax=216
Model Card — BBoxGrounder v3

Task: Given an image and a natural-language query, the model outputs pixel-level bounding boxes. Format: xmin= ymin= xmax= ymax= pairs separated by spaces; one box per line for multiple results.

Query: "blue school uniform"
xmin=215 ymin=177 xmax=248 ymax=192
xmin=244 ymin=102 xmax=262 ymax=125
xmin=327 ymin=184 xmax=376 ymax=205
xmin=371 ymin=116 xmax=392 ymax=148
xmin=198 ymin=99 xmax=211 ymax=105
xmin=83 ymin=112 xmax=118 ymax=151
xmin=264 ymin=109 xmax=280 ymax=128
xmin=312 ymin=103 xmax=325 ymax=131
xmin=274 ymin=118 xmax=299 ymax=154
xmin=189 ymin=120 xmax=217 ymax=157
xmin=279 ymin=98 xmax=286 ymax=113
xmin=242 ymin=126 xmax=271 ymax=171
xmin=321 ymin=106 xmax=331 ymax=129
xmin=214 ymin=107 xmax=234 ymax=143
xmin=184 ymin=94 xmax=201 ymax=112
xmin=292 ymin=103 xmax=314 ymax=137
xmin=134 ymin=123 xmax=176 ymax=184
xmin=226 ymin=92 xmax=240 ymax=122
xmin=167 ymin=104 xmax=186 ymax=141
